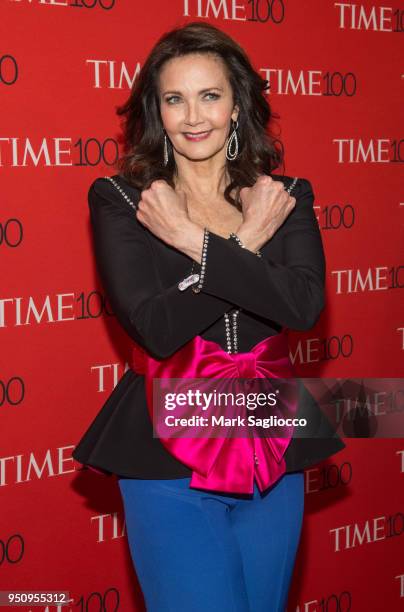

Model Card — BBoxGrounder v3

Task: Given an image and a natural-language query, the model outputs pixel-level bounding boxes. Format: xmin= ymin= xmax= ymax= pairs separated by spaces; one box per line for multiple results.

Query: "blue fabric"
xmin=118 ymin=472 xmax=304 ymax=612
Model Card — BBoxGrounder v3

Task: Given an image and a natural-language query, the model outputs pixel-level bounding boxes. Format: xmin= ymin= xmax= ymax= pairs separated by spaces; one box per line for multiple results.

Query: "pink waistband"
xmin=130 ymin=330 xmax=298 ymax=495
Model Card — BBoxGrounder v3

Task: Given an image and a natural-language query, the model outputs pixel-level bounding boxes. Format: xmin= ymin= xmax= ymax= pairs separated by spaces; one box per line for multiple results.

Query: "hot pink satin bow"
xmin=131 ymin=330 xmax=298 ymax=495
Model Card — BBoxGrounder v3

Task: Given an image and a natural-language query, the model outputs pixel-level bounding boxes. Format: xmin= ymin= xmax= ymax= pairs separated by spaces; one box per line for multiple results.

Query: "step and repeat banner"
xmin=1 ymin=1 xmax=403 ymax=610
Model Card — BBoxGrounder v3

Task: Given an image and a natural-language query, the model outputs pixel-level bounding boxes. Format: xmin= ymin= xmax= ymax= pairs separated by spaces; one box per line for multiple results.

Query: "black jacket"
xmin=72 ymin=174 xmax=345 ymax=478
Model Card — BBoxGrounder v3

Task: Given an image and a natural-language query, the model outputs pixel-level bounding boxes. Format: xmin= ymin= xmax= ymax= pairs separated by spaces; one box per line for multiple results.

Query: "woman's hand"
xmin=236 ymin=175 xmax=296 ymax=251
xmin=136 ymin=180 xmax=193 ymax=248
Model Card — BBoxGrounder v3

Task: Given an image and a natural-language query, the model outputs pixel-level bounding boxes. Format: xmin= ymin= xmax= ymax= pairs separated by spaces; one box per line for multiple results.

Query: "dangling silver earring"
xmin=163 ymin=131 xmax=169 ymax=166
xmin=226 ymin=119 xmax=239 ymax=161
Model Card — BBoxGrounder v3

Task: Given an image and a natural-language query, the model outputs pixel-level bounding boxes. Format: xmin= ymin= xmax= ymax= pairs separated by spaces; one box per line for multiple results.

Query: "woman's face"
xmin=158 ymin=53 xmax=239 ymax=163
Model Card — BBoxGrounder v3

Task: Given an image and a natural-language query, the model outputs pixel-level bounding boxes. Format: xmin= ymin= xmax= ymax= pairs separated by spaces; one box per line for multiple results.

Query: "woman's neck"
xmin=173 ymin=160 xmax=231 ymax=204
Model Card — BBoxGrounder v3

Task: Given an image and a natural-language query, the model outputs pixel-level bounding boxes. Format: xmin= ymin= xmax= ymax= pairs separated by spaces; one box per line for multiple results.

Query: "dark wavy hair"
xmin=115 ymin=21 xmax=284 ymax=208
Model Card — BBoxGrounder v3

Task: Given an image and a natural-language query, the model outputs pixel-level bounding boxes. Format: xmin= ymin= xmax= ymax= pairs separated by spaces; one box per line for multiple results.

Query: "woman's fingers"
xmin=239 ymin=176 xmax=297 ymax=237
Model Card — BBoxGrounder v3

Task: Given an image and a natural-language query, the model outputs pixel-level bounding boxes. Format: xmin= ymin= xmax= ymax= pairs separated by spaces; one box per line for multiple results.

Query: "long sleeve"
xmin=88 ymin=178 xmax=233 ymax=360
xmin=198 ymin=178 xmax=325 ymax=330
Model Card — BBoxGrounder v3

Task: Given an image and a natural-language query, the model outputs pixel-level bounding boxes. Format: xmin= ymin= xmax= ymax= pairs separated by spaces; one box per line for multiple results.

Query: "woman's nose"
xmin=184 ymin=101 xmax=201 ymax=125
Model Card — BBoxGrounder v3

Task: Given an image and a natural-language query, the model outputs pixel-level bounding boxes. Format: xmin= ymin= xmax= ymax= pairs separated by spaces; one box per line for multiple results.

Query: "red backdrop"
xmin=1 ymin=1 xmax=403 ymax=610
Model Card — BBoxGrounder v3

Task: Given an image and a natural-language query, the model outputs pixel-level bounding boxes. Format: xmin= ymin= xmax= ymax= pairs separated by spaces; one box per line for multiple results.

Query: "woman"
xmin=73 ymin=21 xmax=345 ymax=611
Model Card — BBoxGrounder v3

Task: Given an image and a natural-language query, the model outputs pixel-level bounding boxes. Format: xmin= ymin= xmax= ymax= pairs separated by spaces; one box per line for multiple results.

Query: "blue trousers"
xmin=118 ymin=472 xmax=304 ymax=612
